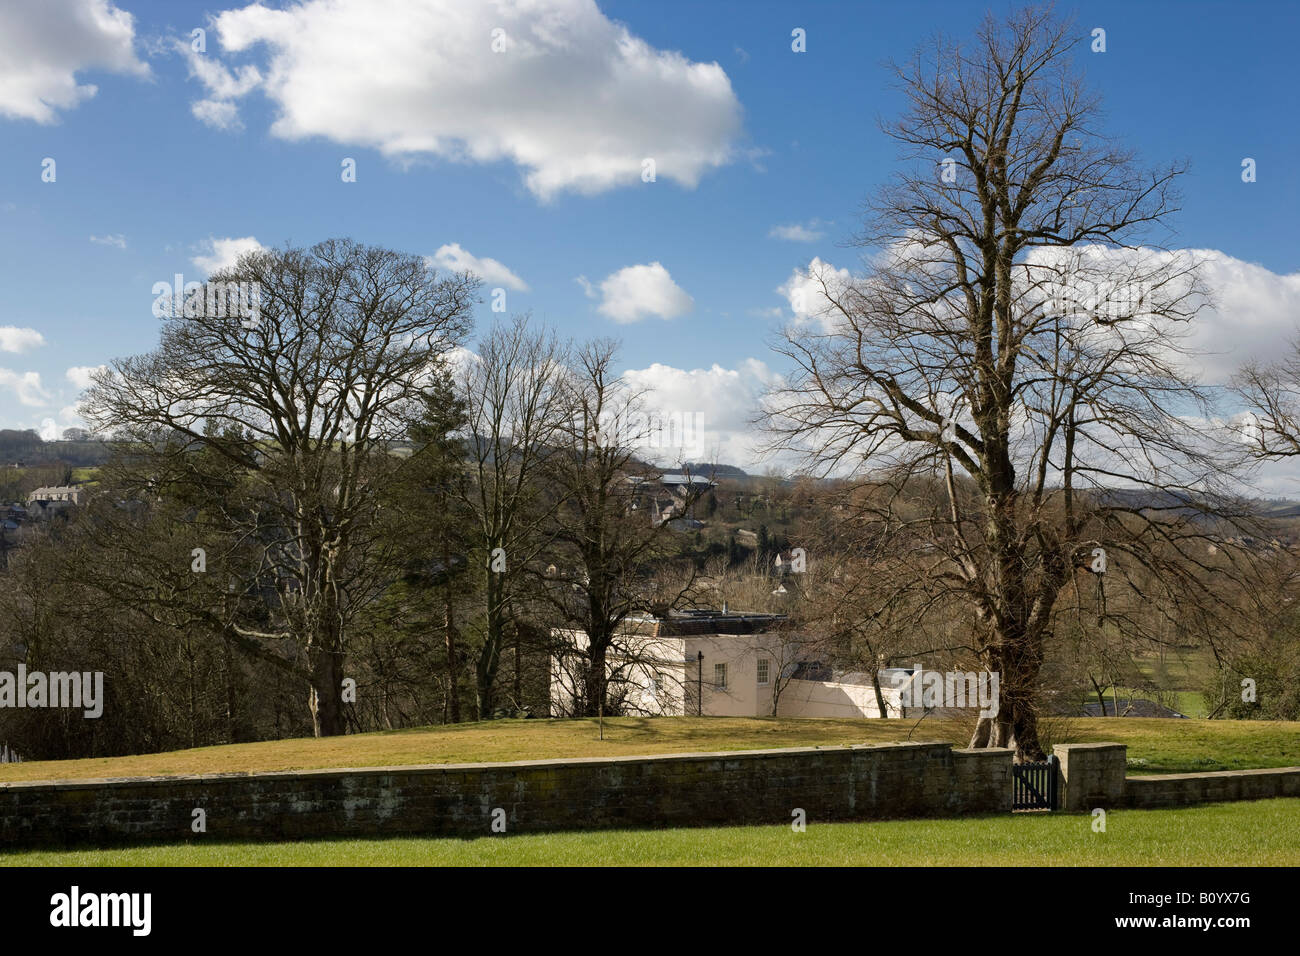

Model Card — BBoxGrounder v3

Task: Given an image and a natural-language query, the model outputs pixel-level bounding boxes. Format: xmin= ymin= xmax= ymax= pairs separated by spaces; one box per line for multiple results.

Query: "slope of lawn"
xmin=0 ymin=716 xmax=1296 ymax=783
xmin=4 ymin=798 xmax=1297 ymax=866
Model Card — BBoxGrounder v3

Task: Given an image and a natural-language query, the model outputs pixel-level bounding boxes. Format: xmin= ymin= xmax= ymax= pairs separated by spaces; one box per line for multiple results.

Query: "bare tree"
xmin=456 ymin=316 xmax=570 ymax=718
xmin=1234 ymin=344 xmax=1300 ymax=460
xmin=542 ymin=339 xmax=700 ymax=717
xmin=763 ymin=8 xmax=1260 ymax=758
xmin=82 ymin=239 xmax=474 ymax=736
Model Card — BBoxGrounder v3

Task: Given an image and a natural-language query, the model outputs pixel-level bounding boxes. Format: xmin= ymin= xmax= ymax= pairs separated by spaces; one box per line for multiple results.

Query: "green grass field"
xmin=1079 ymin=646 xmax=1217 ymax=718
xmin=1 ymin=716 xmax=1296 ymax=783
xmin=4 ymin=798 xmax=1296 ymax=866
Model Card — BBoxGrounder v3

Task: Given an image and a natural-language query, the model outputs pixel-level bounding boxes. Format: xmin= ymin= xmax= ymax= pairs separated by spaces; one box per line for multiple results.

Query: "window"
xmin=714 ymin=663 xmax=728 ymax=689
xmin=757 ymin=659 xmax=771 ymax=686
xmin=649 ymin=672 xmax=665 ymax=698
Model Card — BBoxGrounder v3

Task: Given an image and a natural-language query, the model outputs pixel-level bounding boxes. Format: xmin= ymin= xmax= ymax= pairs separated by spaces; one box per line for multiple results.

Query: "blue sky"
xmin=1 ymin=0 xmax=1298 ymax=475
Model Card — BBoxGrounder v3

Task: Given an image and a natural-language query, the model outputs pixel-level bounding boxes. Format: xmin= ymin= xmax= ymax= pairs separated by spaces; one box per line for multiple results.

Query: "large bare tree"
xmin=455 ymin=316 xmax=570 ymax=717
xmin=83 ymin=239 xmax=475 ymax=736
xmin=764 ymin=8 xmax=1259 ymax=758
xmin=543 ymin=339 xmax=700 ymax=717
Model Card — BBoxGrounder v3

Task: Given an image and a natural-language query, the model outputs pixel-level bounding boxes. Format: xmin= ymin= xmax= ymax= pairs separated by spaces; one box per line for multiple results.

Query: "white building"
xmin=27 ymin=485 xmax=82 ymax=506
xmin=549 ymin=609 xmax=909 ymax=719
xmin=26 ymin=485 xmax=83 ymax=518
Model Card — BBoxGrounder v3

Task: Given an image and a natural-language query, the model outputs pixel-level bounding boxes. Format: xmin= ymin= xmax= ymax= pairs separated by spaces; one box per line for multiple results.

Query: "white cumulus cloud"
xmin=774 ymin=247 xmax=1300 ymax=370
xmin=0 ymin=0 xmax=148 ymax=123
xmin=0 ymin=369 xmax=50 ymax=406
xmin=428 ymin=243 xmax=528 ymax=291
xmin=191 ymin=0 xmax=743 ymax=199
xmin=0 ymin=327 xmax=46 ymax=353
xmin=192 ymin=236 xmax=266 ymax=274
xmin=66 ymin=365 xmax=106 ymax=389
xmin=1177 ymin=250 xmax=1300 ymax=383
xmin=191 ymin=95 xmax=242 ymax=131
xmin=777 ymin=257 xmax=855 ymax=329
xmin=583 ymin=262 xmax=693 ymax=324
xmin=183 ymin=40 xmax=261 ymax=130
xmin=769 ymin=220 xmax=826 ymax=242
xmin=623 ymin=359 xmax=781 ymax=466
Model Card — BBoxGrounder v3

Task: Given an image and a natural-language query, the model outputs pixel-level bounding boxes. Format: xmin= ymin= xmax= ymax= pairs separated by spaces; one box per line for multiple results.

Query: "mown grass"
xmin=4 ymin=798 xmax=1296 ymax=867
xmin=0 ymin=716 xmax=1295 ymax=783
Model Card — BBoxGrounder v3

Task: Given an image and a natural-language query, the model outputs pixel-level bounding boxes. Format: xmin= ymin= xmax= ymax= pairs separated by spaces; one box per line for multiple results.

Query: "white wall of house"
xmin=684 ymin=633 xmax=787 ymax=717
xmin=552 ymin=628 xmax=812 ymax=718
xmin=550 ymin=626 xmax=911 ymax=720
xmin=775 ymin=678 xmax=903 ymax=719
xmin=550 ymin=627 xmax=690 ymax=716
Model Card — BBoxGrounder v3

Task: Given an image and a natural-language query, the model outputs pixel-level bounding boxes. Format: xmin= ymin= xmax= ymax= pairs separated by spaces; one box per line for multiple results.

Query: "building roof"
xmin=658 ymin=473 xmax=715 ymax=487
xmin=1078 ymin=697 xmax=1188 ymax=718
xmin=652 ymin=608 xmax=788 ymax=636
xmin=28 ymin=485 xmax=80 ymax=498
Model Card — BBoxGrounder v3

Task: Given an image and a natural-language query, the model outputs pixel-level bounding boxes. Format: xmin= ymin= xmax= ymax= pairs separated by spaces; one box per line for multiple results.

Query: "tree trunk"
xmin=443 ymin=550 xmax=460 ymax=723
xmin=871 ymin=672 xmax=889 ymax=718
xmin=1090 ymin=675 xmax=1108 ymax=716
xmin=476 ymin=570 xmax=504 ymax=719
xmin=223 ymin=636 xmax=237 ymax=744
xmin=513 ymin=624 xmax=522 ymax=711
xmin=476 ymin=627 xmax=500 ymax=719
xmin=968 ymin=639 xmax=1046 ymax=761
xmin=585 ymin=641 xmax=608 ymax=718
xmin=308 ymin=647 xmax=347 ymax=737
xmin=475 ymin=671 xmax=494 ymax=721
xmin=971 ymin=701 xmax=1044 ymax=761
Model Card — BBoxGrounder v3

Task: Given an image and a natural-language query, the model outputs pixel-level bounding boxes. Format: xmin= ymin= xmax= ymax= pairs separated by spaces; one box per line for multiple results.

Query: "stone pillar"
xmin=1053 ymin=742 xmax=1127 ymax=811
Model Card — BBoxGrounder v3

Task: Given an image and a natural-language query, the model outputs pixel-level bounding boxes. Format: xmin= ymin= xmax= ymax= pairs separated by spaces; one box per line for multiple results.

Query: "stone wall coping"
xmin=1127 ymin=766 xmax=1300 ymax=783
xmin=952 ymin=747 xmax=1017 ymax=757
xmin=1052 ymin=742 xmax=1126 ymax=752
xmin=0 ymin=739 xmax=970 ymax=793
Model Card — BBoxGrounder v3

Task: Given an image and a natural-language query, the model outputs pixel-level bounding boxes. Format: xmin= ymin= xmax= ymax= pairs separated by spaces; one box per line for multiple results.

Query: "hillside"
xmin=0 ymin=716 xmax=1296 ymax=784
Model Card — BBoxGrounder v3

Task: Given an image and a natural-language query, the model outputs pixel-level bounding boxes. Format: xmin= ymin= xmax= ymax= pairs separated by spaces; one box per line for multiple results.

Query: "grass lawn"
xmin=0 ymin=716 xmax=1295 ymax=783
xmin=4 ymin=798 xmax=1296 ymax=866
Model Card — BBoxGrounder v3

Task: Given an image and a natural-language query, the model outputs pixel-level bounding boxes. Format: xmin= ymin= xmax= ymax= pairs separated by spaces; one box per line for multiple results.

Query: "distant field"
xmin=0 ymin=715 xmax=1296 ymax=783
xmin=1130 ymin=645 xmax=1218 ymax=717
xmin=4 ymin=798 xmax=1296 ymax=866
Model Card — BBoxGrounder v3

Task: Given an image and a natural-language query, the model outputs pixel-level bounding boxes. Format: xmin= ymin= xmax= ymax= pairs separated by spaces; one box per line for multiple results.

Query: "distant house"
xmin=549 ymin=608 xmax=909 ymax=719
xmin=773 ymin=550 xmax=807 ymax=575
xmin=626 ymin=473 xmax=716 ymax=528
xmin=26 ymin=485 xmax=83 ymax=516
xmin=28 ymin=485 xmax=82 ymax=504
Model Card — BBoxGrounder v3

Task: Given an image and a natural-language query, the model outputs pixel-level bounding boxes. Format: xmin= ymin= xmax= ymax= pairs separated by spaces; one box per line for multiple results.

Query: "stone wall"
xmin=0 ymin=741 xmax=1014 ymax=848
xmin=1053 ymin=742 xmax=1300 ymax=811
xmin=1054 ymin=743 xmax=1128 ymax=810
xmin=1125 ymin=767 xmax=1300 ymax=808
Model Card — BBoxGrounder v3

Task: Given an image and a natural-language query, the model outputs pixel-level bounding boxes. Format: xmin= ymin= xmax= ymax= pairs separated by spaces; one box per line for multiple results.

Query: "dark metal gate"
xmin=1012 ymin=754 xmax=1059 ymax=810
